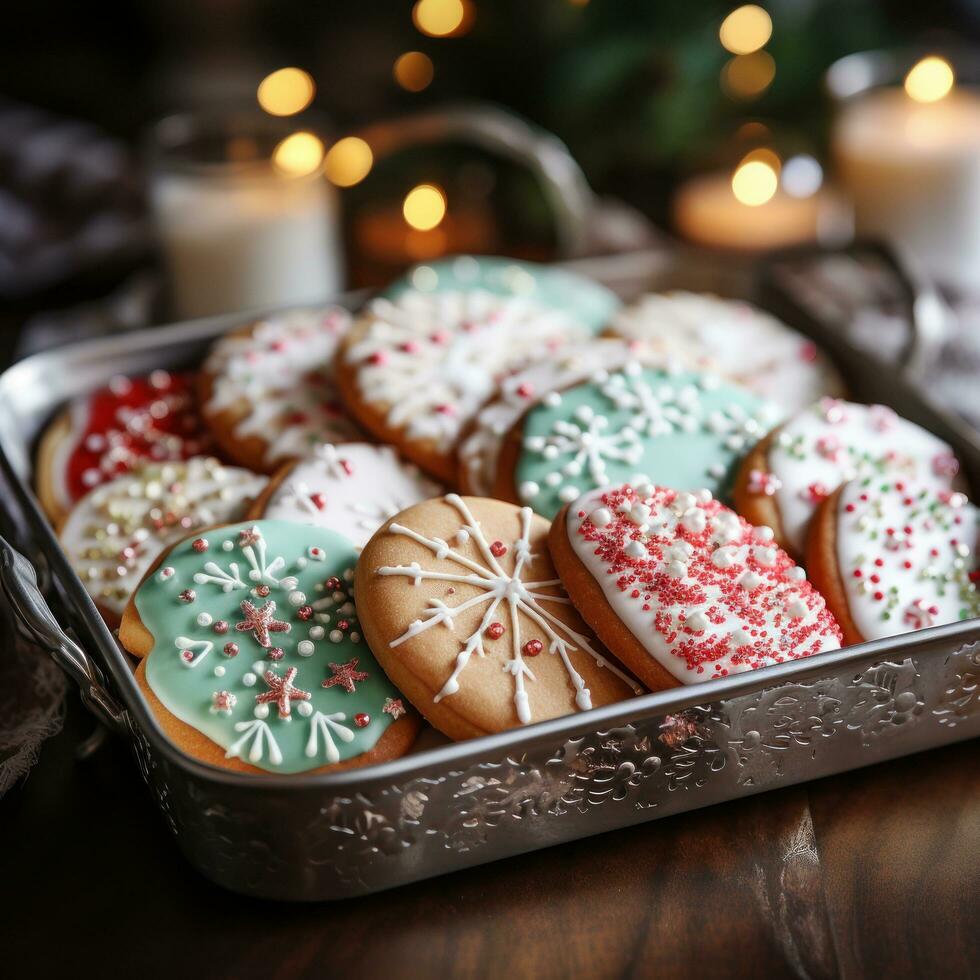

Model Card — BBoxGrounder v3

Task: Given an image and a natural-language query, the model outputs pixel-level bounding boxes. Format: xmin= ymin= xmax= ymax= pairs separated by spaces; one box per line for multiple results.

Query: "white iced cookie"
xmin=252 ymin=443 xmax=441 ymax=549
xmin=59 ymin=457 xmax=266 ymax=624
xmin=608 ymin=292 xmax=845 ymax=415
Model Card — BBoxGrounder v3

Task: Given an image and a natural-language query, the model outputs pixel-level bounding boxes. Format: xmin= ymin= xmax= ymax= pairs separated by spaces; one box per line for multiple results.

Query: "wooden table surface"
xmin=3 ymin=689 xmax=977 ymax=979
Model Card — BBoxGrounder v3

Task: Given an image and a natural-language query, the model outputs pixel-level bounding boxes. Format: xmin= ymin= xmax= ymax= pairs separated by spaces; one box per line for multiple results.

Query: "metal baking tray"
xmin=1 ymin=248 xmax=978 ymax=901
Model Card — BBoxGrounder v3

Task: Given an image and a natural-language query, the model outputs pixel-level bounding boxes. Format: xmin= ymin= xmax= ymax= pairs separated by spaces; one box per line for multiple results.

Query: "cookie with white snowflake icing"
xmin=59 ymin=457 xmax=266 ymax=626
xmin=806 ymin=477 xmax=979 ymax=645
xmin=608 ymin=292 xmax=845 ymax=415
xmin=119 ymin=520 xmax=419 ymax=774
xmin=336 ymin=260 xmax=616 ymax=483
xmin=733 ymin=398 xmax=960 ymax=560
xmin=552 ymin=483 xmax=842 ymax=691
xmin=249 ymin=443 xmax=441 ymax=549
xmin=36 ymin=370 xmax=215 ymax=525
xmin=458 ymin=338 xmax=665 ymax=496
xmin=493 ymin=360 xmax=780 ymax=520
xmin=198 ymin=306 xmax=362 ymax=474
xmin=355 ymin=494 xmax=641 ymax=740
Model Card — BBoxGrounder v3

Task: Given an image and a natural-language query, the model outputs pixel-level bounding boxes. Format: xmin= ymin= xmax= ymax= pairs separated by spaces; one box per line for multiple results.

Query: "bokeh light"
xmin=719 ymin=5 xmax=772 ymax=55
xmin=403 ymin=184 xmax=447 ymax=230
xmin=731 ymin=159 xmax=778 ymax=206
xmin=257 ymin=67 xmax=315 ymax=117
xmin=413 ymin=0 xmax=471 ymax=37
xmin=394 ymin=51 xmax=435 ymax=92
xmin=781 ymin=155 xmax=823 ymax=198
xmin=324 ymin=137 xmax=374 ymax=187
xmin=272 ymin=132 xmax=325 ymax=177
xmin=904 ymin=56 xmax=955 ymax=104
xmin=721 ymin=51 xmax=776 ymax=99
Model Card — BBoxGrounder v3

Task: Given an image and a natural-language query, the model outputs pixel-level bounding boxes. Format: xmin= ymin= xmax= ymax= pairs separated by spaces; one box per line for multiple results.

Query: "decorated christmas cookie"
xmin=249 ymin=443 xmax=440 ymax=549
xmin=806 ymin=478 xmax=979 ymax=645
xmin=60 ymin=457 xmax=266 ymax=626
xmin=458 ymin=338 xmax=659 ymax=496
xmin=198 ymin=307 xmax=362 ymax=475
xmin=335 ymin=258 xmax=617 ymax=483
xmin=550 ymin=483 xmax=842 ymax=691
xmin=607 ymin=292 xmax=845 ymax=414
xmin=491 ymin=359 xmax=780 ymax=520
xmin=119 ymin=520 xmax=419 ymax=774
xmin=355 ymin=494 xmax=641 ymax=740
xmin=733 ymin=398 xmax=960 ymax=560
xmin=36 ymin=371 xmax=214 ymax=525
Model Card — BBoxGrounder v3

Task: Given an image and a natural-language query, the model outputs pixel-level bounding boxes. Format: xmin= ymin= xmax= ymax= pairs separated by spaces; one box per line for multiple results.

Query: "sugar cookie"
xmin=248 ymin=443 xmax=440 ymax=549
xmin=806 ymin=478 xmax=979 ymax=645
xmin=198 ymin=307 xmax=362 ymax=474
xmin=355 ymin=494 xmax=641 ymax=740
xmin=550 ymin=483 xmax=842 ymax=691
xmin=734 ymin=398 xmax=960 ymax=560
xmin=119 ymin=520 xmax=419 ymax=774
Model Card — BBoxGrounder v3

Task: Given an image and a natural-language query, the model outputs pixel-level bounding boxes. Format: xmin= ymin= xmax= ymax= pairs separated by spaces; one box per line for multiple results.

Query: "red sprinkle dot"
xmin=178 ymin=589 xmax=196 ymax=603
xmin=873 ymin=591 xmax=884 ymax=601
xmin=486 ymin=622 xmax=505 ymax=640
xmin=490 ymin=540 xmax=508 ymax=558
xmin=223 ymin=642 xmax=239 ymax=657
xmin=213 ymin=620 xmax=229 ymax=634
xmin=255 ymin=584 xmax=271 ymax=597
xmin=516 ymin=382 xmax=535 ymax=399
xmin=267 ymin=647 xmax=285 ymax=661
xmin=523 ymin=639 xmax=544 ymax=657
xmin=180 ymin=649 xmax=193 ymax=663
xmin=852 ymin=569 xmax=863 ymax=578
xmin=192 ymin=538 xmax=208 ymax=553
xmin=325 ymin=576 xmax=342 ymax=591
xmin=354 ymin=713 xmax=370 ymax=728
xmin=297 ymin=605 xmax=314 ymax=621
xmin=310 ymin=492 xmax=327 ymax=511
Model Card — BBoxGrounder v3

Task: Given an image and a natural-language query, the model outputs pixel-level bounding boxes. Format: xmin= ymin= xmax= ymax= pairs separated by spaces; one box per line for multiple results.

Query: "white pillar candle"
xmin=834 ymin=61 xmax=980 ymax=291
xmin=672 ymin=170 xmax=836 ymax=252
xmin=152 ymin=164 xmax=343 ymax=320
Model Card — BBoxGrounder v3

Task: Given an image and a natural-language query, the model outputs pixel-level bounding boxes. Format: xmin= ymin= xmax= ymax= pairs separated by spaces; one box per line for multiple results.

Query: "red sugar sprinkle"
xmin=490 ymin=540 xmax=508 ymax=558
xmin=486 ymin=622 xmax=505 ymax=640
xmin=354 ymin=713 xmax=370 ymax=728
xmin=523 ymin=639 xmax=544 ymax=657
xmin=192 ymin=538 xmax=208 ymax=553
xmin=516 ymin=382 xmax=535 ymax=399
xmin=873 ymin=591 xmax=884 ymax=601
xmin=310 ymin=492 xmax=327 ymax=510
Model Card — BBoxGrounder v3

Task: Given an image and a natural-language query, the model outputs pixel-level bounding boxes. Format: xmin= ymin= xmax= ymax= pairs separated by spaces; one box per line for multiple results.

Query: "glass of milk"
xmin=148 ymin=112 xmax=343 ymax=320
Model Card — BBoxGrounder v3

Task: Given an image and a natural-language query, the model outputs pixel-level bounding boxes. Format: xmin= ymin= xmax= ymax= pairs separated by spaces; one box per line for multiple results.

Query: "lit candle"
xmin=833 ymin=55 xmax=980 ymax=290
xmin=672 ymin=155 xmax=839 ymax=252
xmin=149 ymin=117 xmax=343 ymax=320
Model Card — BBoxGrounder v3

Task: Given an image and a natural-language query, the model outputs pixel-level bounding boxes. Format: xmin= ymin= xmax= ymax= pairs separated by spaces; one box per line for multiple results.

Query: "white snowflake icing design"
xmin=226 ymin=718 xmax=282 ymax=766
xmin=524 ymin=405 xmax=643 ymax=496
xmin=345 ymin=291 xmax=587 ymax=451
xmin=377 ymin=494 xmax=640 ymax=724
xmin=305 ymin=711 xmax=355 ymax=762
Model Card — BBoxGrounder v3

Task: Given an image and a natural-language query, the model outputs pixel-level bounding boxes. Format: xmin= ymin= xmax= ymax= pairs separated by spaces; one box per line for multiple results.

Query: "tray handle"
xmin=0 ymin=534 xmax=127 ymax=734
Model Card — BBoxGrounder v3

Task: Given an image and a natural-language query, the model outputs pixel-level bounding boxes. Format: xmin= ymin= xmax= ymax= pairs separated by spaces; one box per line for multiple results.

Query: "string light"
xmin=394 ymin=51 xmax=435 ymax=92
xmin=257 ymin=68 xmax=315 ymax=117
xmin=781 ymin=155 xmax=823 ymax=199
xmin=403 ymin=184 xmax=447 ymax=230
xmin=731 ymin=159 xmax=778 ymax=206
xmin=324 ymin=137 xmax=373 ymax=187
xmin=272 ymin=132 xmax=325 ymax=177
xmin=904 ymin=56 xmax=955 ymax=104
xmin=719 ymin=5 xmax=772 ymax=56
xmin=413 ymin=0 xmax=472 ymax=37
xmin=721 ymin=51 xmax=775 ymax=99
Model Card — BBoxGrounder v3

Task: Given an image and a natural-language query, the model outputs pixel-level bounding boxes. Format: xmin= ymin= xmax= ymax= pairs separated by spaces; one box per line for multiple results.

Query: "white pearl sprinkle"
xmin=298 ymin=640 xmax=315 ymax=657
xmin=242 ymin=672 xmax=257 ymax=687
xmin=196 ymin=612 xmax=213 ymax=627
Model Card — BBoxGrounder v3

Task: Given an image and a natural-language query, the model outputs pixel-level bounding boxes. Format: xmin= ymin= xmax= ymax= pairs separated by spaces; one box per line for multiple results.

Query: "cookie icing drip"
xmin=261 ymin=443 xmax=440 ymax=549
xmin=610 ymin=292 xmax=845 ymax=414
xmin=835 ymin=478 xmax=979 ymax=640
xmin=516 ymin=362 xmax=779 ymax=519
xmin=345 ymin=288 xmax=597 ymax=453
xmin=139 ymin=520 xmax=401 ymax=773
xmin=59 ymin=457 xmax=265 ymax=616
xmin=203 ymin=307 xmax=360 ymax=466
xmin=58 ymin=371 xmax=214 ymax=507
xmin=567 ymin=484 xmax=842 ymax=683
xmin=764 ymin=399 xmax=960 ymax=554
xmin=376 ymin=494 xmax=641 ymax=724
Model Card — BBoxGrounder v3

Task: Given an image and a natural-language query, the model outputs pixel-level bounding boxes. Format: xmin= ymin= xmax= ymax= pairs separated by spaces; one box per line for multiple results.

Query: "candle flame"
xmin=257 ymin=68 xmax=315 ymax=117
xmin=403 ymin=184 xmax=447 ymax=230
xmin=904 ymin=56 xmax=954 ymax=104
xmin=732 ymin=159 xmax=778 ymax=207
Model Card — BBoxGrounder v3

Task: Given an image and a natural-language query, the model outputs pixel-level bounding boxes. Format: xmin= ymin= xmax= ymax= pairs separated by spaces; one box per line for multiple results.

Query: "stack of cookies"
xmin=37 ymin=255 xmax=978 ymax=776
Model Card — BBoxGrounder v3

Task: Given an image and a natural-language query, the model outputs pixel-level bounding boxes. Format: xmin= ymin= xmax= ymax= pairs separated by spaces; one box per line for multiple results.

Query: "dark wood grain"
xmin=2 ymin=691 xmax=977 ymax=980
